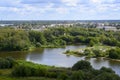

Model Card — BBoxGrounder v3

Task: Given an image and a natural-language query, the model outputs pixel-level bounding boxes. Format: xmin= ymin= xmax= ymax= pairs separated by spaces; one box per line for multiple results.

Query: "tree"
xmin=89 ymin=40 xmax=95 ymax=47
xmin=100 ymin=67 xmax=115 ymax=73
xmin=84 ymin=49 xmax=91 ymax=55
xmin=0 ymin=57 xmax=15 ymax=69
xmin=93 ymin=49 xmax=103 ymax=57
xmin=72 ymin=60 xmax=92 ymax=71
xmin=29 ymin=31 xmax=46 ymax=45
xmin=108 ymin=48 xmax=120 ymax=59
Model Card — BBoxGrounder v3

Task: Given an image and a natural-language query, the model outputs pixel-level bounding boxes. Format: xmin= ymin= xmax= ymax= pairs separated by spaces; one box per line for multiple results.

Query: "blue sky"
xmin=0 ymin=0 xmax=120 ymax=20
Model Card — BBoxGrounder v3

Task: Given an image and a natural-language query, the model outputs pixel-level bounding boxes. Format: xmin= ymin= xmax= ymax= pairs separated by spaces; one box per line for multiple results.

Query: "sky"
xmin=0 ymin=0 xmax=120 ymax=20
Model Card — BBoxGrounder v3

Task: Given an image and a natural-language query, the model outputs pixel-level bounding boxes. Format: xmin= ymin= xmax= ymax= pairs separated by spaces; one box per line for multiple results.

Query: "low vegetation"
xmin=0 ymin=57 xmax=120 ymax=80
xmin=65 ymin=46 xmax=120 ymax=60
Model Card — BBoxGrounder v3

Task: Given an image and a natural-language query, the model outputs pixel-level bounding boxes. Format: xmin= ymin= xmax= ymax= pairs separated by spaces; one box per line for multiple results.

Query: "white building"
xmin=96 ymin=26 xmax=117 ymax=31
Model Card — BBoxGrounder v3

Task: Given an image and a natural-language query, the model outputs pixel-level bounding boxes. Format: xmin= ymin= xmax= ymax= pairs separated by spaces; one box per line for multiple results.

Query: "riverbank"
xmin=64 ymin=45 xmax=118 ymax=59
xmin=104 ymin=57 xmax=120 ymax=62
xmin=0 ymin=59 xmax=120 ymax=80
xmin=0 ymin=45 xmax=120 ymax=77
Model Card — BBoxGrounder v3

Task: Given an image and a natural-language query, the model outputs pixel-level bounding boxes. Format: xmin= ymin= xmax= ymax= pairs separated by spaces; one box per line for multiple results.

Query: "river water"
xmin=0 ymin=45 xmax=120 ymax=75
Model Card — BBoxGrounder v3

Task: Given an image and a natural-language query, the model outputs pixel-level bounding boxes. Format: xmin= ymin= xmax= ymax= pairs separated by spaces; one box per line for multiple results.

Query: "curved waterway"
xmin=0 ymin=45 xmax=120 ymax=76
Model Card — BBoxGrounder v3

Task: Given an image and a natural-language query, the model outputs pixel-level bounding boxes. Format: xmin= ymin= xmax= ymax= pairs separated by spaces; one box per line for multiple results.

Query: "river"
xmin=0 ymin=45 xmax=120 ymax=75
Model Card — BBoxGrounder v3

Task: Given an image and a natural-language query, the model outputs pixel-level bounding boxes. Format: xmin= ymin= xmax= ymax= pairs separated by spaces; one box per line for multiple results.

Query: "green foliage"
xmin=0 ymin=27 xmax=120 ymax=51
xmin=57 ymin=73 xmax=68 ymax=80
xmin=93 ymin=72 xmax=120 ymax=80
xmin=74 ymin=36 xmax=85 ymax=43
xmin=60 ymin=35 xmax=74 ymax=44
xmin=72 ymin=60 xmax=92 ymax=71
xmin=29 ymin=31 xmax=46 ymax=45
xmin=12 ymin=63 xmax=47 ymax=77
xmin=100 ymin=67 xmax=115 ymax=73
xmin=52 ymin=39 xmax=66 ymax=46
xmin=0 ymin=29 xmax=30 ymax=51
xmin=0 ymin=59 xmax=119 ymax=80
xmin=89 ymin=40 xmax=95 ymax=47
xmin=84 ymin=49 xmax=92 ymax=55
xmin=108 ymin=48 xmax=120 ymax=59
xmin=0 ymin=57 xmax=15 ymax=69
xmin=103 ymin=38 xmax=118 ymax=46
xmin=70 ymin=71 xmax=85 ymax=80
xmin=93 ymin=49 xmax=103 ymax=57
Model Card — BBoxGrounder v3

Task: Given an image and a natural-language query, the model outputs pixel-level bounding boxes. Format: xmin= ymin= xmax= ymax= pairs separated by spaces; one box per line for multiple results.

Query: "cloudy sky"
xmin=0 ymin=0 xmax=120 ymax=20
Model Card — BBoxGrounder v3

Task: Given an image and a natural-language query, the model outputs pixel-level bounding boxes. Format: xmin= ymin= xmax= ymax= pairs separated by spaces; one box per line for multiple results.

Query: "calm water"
xmin=0 ymin=45 xmax=120 ymax=75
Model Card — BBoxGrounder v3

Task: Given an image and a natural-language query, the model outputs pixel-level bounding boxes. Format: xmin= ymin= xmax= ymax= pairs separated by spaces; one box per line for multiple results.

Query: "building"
xmin=0 ymin=24 xmax=13 ymax=27
xmin=96 ymin=26 xmax=118 ymax=31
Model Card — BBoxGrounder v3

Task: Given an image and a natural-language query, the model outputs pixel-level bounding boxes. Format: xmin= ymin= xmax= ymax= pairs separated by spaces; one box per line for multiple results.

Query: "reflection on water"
xmin=26 ymin=45 xmax=86 ymax=67
xmin=0 ymin=45 xmax=120 ymax=75
xmin=108 ymin=60 xmax=120 ymax=76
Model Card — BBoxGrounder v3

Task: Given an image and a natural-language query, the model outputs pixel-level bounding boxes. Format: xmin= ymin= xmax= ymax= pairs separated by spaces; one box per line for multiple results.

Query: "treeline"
xmin=0 ymin=27 xmax=120 ymax=51
xmin=11 ymin=60 xmax=120 ymax=80
xmin=0 ymin=29 xmax=30 ymax=51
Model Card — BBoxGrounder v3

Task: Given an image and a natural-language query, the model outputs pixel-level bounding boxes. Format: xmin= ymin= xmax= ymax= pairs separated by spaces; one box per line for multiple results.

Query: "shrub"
xmin=0 ymin=57 xmax=15 ymax=69
xmin=57 ymin=73 xmax=68 ymax=80
xmin=100 ymin=67 xmax=115 ymax=73
xmin=12 ymin=64 xmax=47 ymax=77
xmin=93 ymin=49 xmax=103 ymax=57
xmin=72 ymin=60 xmax=92 ymax=71
xmin=108 ymin=48 xmax=120 ymax=59
xmin=70 ymin=71 xmax=85 ymax=80
xmin=93 ymin=72 xmax=120 ymax=80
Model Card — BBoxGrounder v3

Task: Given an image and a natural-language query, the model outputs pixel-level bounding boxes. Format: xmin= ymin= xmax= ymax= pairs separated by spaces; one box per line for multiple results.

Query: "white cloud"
xmin=0 ymin=0 xmax=120 ymax=20
xmin=90 ymin=0 xmax=115 ymax=4
xmin=90 ymin=0 xmax=102 ymax=4
xmin=56 ymin=7 xmax=69 ymax=14
xmin=61 ymin=0 xmax=79 ymax=6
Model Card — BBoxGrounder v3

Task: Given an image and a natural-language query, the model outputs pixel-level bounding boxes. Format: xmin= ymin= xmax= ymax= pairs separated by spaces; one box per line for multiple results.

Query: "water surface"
xmin=0 ymin=45 xmax=120 ymax=75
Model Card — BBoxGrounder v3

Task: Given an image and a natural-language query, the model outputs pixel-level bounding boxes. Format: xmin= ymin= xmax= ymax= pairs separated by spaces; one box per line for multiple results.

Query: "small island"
xmin=64 ymin=45 xmax=120 ymax=60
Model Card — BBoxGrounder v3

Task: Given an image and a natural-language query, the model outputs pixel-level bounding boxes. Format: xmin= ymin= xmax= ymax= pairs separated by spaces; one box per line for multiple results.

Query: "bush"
xmin=36 ymin=42 xmax=42 ymax=47
xmin=108 ymin=48 xmax=120 ymax=59
xmin=46 ymin=72 xmax=58 ymax=78
xmin=93 ymin=49 xmax=103 ymax=57
xmin=12 ymin=64 xmax=47 ymax=77
xmin=72 ymin=60 xmax=92 ymax=71
xmin=100 ymin=67 xmax=115 ymax=73
xmin=70 ymin=71 xmax=85 ymax=80
xmin=93 ymin=72 xmax=120 ymax=80
xmin=57 ymin=73 xmax=68 ymax=80
xmin=0 ymin=57 xmax=15 ymax=69
xmin=84 ymin=49 xmax=91 ymax=55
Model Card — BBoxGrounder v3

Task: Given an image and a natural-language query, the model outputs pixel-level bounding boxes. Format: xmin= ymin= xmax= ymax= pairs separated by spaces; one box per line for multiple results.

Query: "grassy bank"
xmin=64 ymin=45 xmax=116 ymax=57
xmin=0 ymin=59 xmax=120 ymax=80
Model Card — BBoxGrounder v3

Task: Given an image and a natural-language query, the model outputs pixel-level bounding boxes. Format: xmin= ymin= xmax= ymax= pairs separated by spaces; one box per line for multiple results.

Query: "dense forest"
xmin=0 ymin=57 xmax=120 ymax=80
xmin=0 ymin=26 xmax=120 ymax=51
xmin=0 ymin=27 xmax=120 ymax=60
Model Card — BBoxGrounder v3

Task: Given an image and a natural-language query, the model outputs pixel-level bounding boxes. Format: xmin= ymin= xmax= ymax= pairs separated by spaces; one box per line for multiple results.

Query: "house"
xmin=96 ymin=26 xmax=117 ymax=31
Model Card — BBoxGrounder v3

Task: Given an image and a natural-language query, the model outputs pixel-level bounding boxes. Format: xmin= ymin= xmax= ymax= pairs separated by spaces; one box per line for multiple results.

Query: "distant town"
xmin=0 ymin=20 xmax=120 ymax=31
